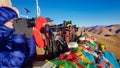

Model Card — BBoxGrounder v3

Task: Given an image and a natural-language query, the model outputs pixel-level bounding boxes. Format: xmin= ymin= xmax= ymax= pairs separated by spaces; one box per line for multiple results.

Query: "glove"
xmin=13 ymin=18 xmax=34 ymax=38
xmin=24 ymin=18 xmax=35 ymax=38
xmin=13 ymin=18 xmax=27 ymax=35
xmin=24 ymin=27 xmax=33 ymax=38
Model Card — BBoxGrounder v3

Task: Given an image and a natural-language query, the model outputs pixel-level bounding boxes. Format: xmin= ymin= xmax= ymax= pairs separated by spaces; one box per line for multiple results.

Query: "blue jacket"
xmin=0 ymin=25 xmax=36 ymax=68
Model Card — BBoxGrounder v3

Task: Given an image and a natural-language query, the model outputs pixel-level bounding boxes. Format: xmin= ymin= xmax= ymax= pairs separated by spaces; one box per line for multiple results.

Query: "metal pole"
xmin=35 ymin=0 xmax=40 ymax=17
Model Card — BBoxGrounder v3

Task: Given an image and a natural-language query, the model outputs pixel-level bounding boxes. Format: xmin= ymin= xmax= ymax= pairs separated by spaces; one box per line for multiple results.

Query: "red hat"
xmin=33 ymin=16 xmax=48 ymax=48
xmin=35 ymin=16 xmax=48 ymax=30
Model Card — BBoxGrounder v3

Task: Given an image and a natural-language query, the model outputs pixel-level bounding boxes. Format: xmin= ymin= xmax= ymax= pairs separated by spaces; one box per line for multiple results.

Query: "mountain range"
xmin=78 ymin=24 xmax=120 ymax=59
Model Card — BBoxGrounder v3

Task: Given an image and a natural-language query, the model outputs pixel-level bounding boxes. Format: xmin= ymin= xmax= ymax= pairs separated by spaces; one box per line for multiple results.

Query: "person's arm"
xmin=33 ymin=16 xmax=48 ymax=48
xmin=26 ymin=36 xmax=36 ymax=57
xmin=13 ymin=18 xmax=37 ymax=57
xmin=33 ymin=28 xmax=45 ymax=48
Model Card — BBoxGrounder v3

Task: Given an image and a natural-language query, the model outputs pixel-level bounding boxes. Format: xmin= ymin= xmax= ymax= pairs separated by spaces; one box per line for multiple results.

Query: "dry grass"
xmin=87 ymin=32 xmax=120 ymax=59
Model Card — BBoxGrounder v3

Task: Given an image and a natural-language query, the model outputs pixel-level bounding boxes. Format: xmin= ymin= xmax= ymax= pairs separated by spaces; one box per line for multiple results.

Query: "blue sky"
xmin=12 ymin=0 xmax=120 ymax=27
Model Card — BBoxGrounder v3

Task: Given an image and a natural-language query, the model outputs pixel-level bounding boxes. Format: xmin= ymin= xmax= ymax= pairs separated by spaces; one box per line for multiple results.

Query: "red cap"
xmin=35 ymin=16 xmax=48 ymax=30
xmin=33 ymin=16 xmax=48 ymax=48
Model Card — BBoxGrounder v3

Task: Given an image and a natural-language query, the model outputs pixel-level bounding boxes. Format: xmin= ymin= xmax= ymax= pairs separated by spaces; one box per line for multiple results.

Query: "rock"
xmin=0 ymin=0 xmax=12 ymax=7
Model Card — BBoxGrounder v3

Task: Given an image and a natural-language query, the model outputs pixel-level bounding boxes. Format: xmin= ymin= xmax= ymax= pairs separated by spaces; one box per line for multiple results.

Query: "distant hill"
xmin=85 ymin=24 xmax=120 ymax=36
xmin=77 ymin=24 xmax=120 ymax=59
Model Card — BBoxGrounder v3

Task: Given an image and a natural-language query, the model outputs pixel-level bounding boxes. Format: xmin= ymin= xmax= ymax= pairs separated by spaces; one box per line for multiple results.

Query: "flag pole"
xmin=35 ymin=0 xmax=40 ymax=17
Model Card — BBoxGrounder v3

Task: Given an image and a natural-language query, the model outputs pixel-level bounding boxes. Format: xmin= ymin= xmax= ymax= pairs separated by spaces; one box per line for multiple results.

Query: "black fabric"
xmin=45 ymin=17 xmax=53 ymax=22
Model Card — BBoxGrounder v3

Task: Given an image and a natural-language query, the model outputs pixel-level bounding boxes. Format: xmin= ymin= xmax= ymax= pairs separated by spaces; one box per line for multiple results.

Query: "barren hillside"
xmin=77 ymin=24 xmax=120 ymax=59
xmin=85 ymin=24 xmax=120 ymax=36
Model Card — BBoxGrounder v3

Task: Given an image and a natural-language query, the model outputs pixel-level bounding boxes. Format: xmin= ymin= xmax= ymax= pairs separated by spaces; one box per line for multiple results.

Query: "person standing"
xmin=0 ymin=7 xmax=36 ymax=68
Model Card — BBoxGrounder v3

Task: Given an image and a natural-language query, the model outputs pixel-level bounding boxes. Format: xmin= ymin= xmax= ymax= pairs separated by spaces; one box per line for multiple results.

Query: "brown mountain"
xmin=77 ymin=24 xmax=120 ymax=59
xmin=85 ymin=24 xmax=120 ymax=36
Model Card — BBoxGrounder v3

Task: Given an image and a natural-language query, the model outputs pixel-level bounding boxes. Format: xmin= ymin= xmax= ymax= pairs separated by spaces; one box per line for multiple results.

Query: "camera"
xmin=26 ymin=18 xmax=35 ymax=27
xmin=13 ymin=18 xmax=35 ymax=28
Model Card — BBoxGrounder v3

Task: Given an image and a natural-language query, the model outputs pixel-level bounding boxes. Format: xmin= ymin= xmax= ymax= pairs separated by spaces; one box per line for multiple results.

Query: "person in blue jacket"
xmin=0 ymin=7 xmax=36 ymax=68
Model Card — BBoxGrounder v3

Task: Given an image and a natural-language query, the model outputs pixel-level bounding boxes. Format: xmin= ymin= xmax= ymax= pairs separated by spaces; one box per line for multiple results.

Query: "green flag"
xmin=49 ymin=60 xmax=79 ymax=68
xmin=79 ymin=61 xmax=97 ymax=68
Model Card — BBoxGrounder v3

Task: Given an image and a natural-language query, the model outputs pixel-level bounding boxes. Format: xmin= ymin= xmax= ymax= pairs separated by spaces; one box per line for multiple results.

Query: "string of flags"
xmin=42 ymin=23 xmax=120 ymax=68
